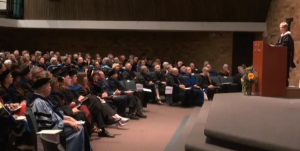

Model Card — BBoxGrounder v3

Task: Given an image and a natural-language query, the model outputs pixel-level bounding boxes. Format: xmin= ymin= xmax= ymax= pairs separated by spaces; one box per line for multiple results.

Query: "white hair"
xmin=102 ymin=57 xmax=109 ymax=64
xmin=4 ymin=60 xmax=12 ymax=65
xmin=223 ymin=64 xmax=228 ymax=69
xmin=202 ymin=67 xmax=209 ymax=72
xmin=163 ymin=62 xmax=169 ymax=66
xmin=50 ymin=57 xmax=57 ymax=64
xmin=140 ymin=65 xmax=148 ymax=72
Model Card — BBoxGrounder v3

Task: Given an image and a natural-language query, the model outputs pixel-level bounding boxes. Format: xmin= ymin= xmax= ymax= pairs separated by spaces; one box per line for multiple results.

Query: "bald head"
xmin=172 ymin=68 xmax=179 ymax=76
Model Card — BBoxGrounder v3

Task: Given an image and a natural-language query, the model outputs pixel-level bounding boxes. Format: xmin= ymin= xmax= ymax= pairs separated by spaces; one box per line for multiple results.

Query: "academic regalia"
xmin=74 ymin=85 xmax=119 ymax=123
xmin=275 ymin=31 xmax=296 ymax=86
xmin=19 ymin=78 xmax=34 ymax=101
xmin=138 ymin=73 xmax=157 ymax=102
xmin=218 ymin=70 xmax=230 ymax=77
xmin=166 ymin=74 xmax=187 ymax=103
xmin=121 ymin=69 xmax=136 ymax=81
xmin=108 ymin=77 xmax=143 ymax=113
xmin=150 ymin=71 xmax=167 ymax=95
xmin=209 ymin=70 xmax=218 ymax=77
xmin=183 ymin=74 xmax=206 ymax=106
xmin=199 ymin=74 xmax=216 ymax=101
xmin=30 ymin=94 xmax=86 ymax=151
xmin=97 ymin=80 xmax=128 ymax=116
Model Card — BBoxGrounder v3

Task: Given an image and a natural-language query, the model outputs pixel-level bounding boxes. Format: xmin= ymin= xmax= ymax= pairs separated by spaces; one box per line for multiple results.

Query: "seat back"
xmin=24 ymin=109 xmax=39 ymax=151
xmin=211 ymin=76 xmax=221 ymax=85
xmin=124 ymin=80 xmax=137 ymax=90
xmin=220 ymin=76 xmax=234 ymax=84
xmin=119 ymin=80 xmax=126 ymax=89
xmin=40 ymin=134 xmax=65 ymax=151
xmin=134 ymin=72 xmax=141 ymax=77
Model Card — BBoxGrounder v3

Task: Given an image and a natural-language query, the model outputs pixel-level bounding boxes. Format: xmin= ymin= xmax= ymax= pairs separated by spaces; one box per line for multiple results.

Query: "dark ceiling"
xmin=24 ymin=0 xmax=272 ymax=22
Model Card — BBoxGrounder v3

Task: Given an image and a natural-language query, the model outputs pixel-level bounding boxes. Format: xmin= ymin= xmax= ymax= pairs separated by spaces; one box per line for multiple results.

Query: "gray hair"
xmin=125 ymin=62 xmax=131 ymax=67
xmin=237 ymin=66 xmax=243 ymax=70
xmin=102 ymin=57 xmax=109 ymax=64
xmin=223 ymin=64 xmax=228 ymax=69
xmin=50 ymin=57 xmax=57 ymax=64
xmin=35 ymin=51 xmax=42 ymax=56
xmin=140 ymin=65 xmax=148 ymax=73
xmin=202 ymin=67 xmax=209 ymax=72
xmin=162 ymin=62 xmax=169 ymax=67
xmin=114 ymin=57 xmax=119 ymax=61
xmin=31 ymin=66 xmax=40 ymax=75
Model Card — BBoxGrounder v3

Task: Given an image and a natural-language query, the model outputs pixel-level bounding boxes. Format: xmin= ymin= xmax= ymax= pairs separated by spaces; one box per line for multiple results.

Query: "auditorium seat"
xmin=219 ymin=76 xmax=239 ymax=92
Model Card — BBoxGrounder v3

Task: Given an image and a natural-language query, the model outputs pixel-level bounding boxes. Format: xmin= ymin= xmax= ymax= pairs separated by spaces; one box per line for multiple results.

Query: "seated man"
xmin=219 ymin=64 xmax=231 ymax=76
xmin=149 ymin=64 xmax=166 ymax=99
xmin=121 ymin=63 xmax=137 ymax=82
xmin=183 ymin=67 xmax=205 ymax=106
xmin=207 ymin=64 xmax=218 ymax=77
xmin=107 ymin=69 xmax=146 ymax=118
xmin=29 ymin=78 xmax=87 ymax=151
xmin=98 ymin=71 xmax=139 ymax=119
xmin=166 ymin=68 xmax=188 ymax=105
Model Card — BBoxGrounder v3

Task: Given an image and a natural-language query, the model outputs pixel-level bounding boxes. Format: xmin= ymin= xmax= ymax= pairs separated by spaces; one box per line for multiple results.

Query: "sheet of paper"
xmin=165 ymin=86 xmax=173 ymax=94
xmin=185 ymin=87 xmax=191 ymax=90
xmin=37 ymin=130 xmax=62 ymax=134
xmin=136 ymin=84 xmax=143 ymax=90
xmin=143 ymin=88 xmax=152 ymax=92
xmin=76 ymin=121 xmax=85 ymax=124
xmin=16 ymin=116 xmax=26 ymax=120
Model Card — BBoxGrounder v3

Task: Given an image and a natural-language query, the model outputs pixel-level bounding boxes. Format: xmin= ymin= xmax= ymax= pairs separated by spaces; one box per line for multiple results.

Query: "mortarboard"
xmin=32 ymin=78 xmax=50 ymax=90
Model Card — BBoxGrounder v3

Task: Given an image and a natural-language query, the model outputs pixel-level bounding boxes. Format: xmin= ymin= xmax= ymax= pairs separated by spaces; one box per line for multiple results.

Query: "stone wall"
xmin=0 ymin=28 xmax=233 ymax=72
xmin=266 ymin=0 xmax=300 ymax=86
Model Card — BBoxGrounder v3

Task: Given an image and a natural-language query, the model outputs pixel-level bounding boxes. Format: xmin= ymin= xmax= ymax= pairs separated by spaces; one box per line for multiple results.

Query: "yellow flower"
xmin=248 ymin=73 xmax=254 ymax=80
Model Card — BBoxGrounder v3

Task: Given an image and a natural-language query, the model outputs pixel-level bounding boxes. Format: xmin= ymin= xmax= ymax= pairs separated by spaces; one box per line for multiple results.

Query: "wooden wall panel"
xmin=24 ymin=0 xmax=271 ymax=22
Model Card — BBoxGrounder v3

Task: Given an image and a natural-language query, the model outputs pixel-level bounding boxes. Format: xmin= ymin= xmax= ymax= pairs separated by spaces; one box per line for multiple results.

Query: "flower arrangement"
xmin=242 ymin=66 xmax=258 ymax=95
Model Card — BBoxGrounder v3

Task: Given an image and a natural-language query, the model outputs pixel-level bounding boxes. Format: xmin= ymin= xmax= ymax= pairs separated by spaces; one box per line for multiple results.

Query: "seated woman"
xmin=0 ymin=69 xmax=27 ymax=139
xmin=30 ymin=78 xmax=87 ymax=151
xmin=76 ymin=72 xmax=129 ymax=126
xmin=150 ymin=64 xmax=167 ymax=100
xmin=138 ymin=65 xmax=163 ymax=105
xmin=58 ymin=68 xmax=120 ymax=137
xmin=199 ymin=67 xmax=216 ymax=101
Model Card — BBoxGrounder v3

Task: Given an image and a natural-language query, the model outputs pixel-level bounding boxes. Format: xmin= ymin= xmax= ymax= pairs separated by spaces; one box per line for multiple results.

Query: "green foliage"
xmin=242 ymin=66 xmax=258 ymax=94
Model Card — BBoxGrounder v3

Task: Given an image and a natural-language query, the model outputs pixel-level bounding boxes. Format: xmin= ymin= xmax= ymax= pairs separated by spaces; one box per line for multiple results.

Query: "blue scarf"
xmin=68 ymin=85 xmax=82 ymax=90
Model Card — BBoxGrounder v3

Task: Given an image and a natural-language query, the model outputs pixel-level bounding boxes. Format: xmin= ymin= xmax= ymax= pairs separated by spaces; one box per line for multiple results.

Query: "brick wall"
xmin=0 ymin=28 xmax=233 ymax=72
xmin=266 ymin=0 xmax=300 ymax=86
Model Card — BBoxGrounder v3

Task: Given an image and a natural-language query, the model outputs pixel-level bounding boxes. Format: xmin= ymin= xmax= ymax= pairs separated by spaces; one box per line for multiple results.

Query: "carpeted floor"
xmin=90 ymin=104 xmax=194 ymax=151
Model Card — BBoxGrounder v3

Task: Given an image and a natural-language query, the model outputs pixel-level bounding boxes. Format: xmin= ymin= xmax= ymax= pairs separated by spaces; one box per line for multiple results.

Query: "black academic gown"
xmin=10 ymin=84 xmax=27 ymax=104
xmin=121 ymin=69 xmax=136 ymax=82
xmin=275 ymin=32 xmax=296 ymax=86
xmin=150 ymin=71 xmax=166 ymax=94
xmin=199 ymin=75 xmax=216 ymax=100
xmin=166 ymin=74 xmax=187 ymax=103
xmin=138 ymin=73 xmax=156 ymax=101
xmin=0 ymin=87 xmax=27 ymax=138
xmin=19 ymin=79 xmax=34 ymax=101
xmin=58 ymin=88 xmax=106 ymax=129
xmin=48 ymin=93 xmax=92 ymax=137
xmin=107 ymin=78 xmax=143 ymax=112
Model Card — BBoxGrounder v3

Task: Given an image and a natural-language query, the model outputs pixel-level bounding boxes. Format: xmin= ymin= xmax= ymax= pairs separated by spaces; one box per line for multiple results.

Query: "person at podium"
xmin=274 ymin=22 xmax=296 ymax=87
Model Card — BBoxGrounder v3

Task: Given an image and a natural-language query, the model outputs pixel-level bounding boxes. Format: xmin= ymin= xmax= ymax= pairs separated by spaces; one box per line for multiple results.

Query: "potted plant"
xmin=242 ymin=66 xmax=258 ymax=95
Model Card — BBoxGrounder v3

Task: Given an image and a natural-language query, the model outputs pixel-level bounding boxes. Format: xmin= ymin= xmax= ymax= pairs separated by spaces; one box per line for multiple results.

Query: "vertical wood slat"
xmin=23 ymin=0 xmax=271 ymax=22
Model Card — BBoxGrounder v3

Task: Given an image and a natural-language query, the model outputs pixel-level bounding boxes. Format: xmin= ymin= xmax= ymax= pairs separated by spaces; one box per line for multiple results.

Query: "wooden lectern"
xmin=252 ymin=41 xmax=287 ymax=97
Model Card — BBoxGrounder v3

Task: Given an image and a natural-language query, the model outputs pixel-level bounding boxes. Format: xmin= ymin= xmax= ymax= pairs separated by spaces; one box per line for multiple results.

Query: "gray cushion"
xmin=205 ymin=93 xmax=300 ymax=151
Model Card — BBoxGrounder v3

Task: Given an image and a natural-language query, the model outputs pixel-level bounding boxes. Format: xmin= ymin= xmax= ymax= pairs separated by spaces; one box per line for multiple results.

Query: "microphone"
xmin=262 ymin=34 xmax=276 ymax=40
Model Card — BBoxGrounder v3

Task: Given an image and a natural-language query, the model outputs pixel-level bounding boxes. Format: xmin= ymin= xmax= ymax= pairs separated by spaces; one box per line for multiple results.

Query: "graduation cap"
xmin=32 ymin=78 xmax=50 ymax=90
xmin=107 ymin=69 xmax=117 ymax=77
xmin=0 ymin=69 xmax=10 ymax=82
xmin=20 ymin=66 xmax=30 ymax=77
xmin=68 ymin=70 xmax=77 ymax=77
xmin=50 ymin=66 xmax=62 ymax=75
xmin=58 ymin=68 xmax=69 ymax=77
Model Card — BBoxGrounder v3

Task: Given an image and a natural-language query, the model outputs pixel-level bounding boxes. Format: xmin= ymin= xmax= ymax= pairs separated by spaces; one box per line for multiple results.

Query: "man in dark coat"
xmin=107 ymin=69 xmax=146 ymax=118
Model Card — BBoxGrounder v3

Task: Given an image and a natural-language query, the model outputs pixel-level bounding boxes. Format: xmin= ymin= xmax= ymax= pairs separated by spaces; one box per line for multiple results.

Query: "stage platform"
xmin=185 ymin=93 xmax=300 ymax=151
